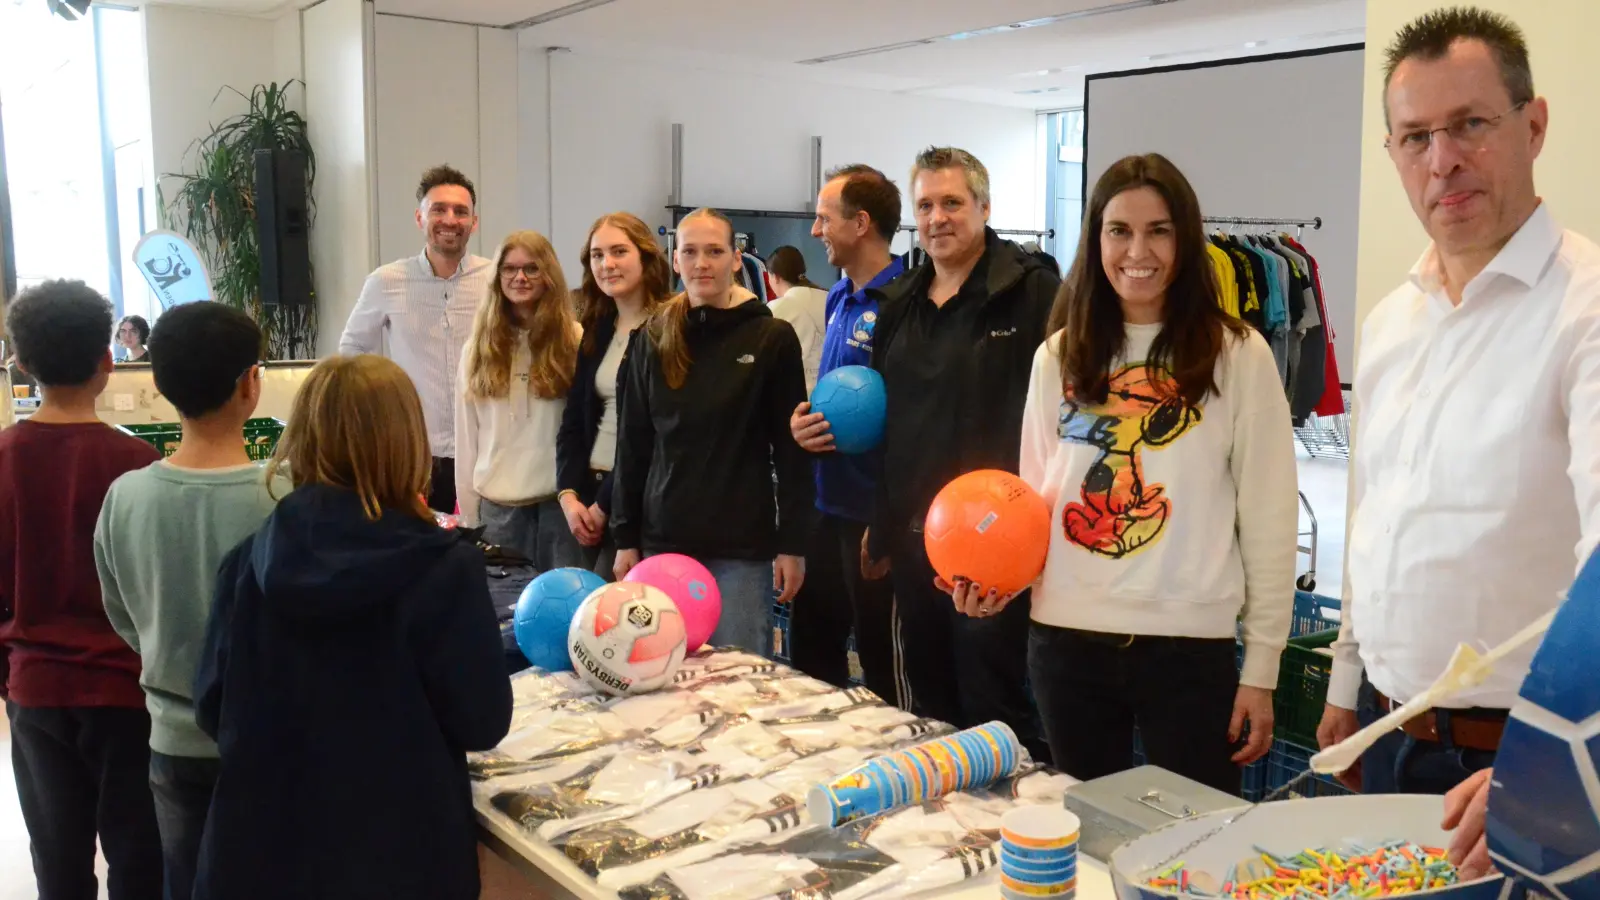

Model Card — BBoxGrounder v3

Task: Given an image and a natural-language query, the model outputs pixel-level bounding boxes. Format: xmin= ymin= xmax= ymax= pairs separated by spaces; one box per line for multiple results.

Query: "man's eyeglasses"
xmin=500 ymin=264 xmax=540 ymax=281
xmin=1385 ymin=101 xmax=1529 ymax=157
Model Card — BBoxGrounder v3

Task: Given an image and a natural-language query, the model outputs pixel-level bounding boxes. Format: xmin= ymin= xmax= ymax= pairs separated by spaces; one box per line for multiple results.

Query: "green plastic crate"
xmin=118 ymin=417 xmax=285 ymax=461
xmin=241 ymin=417 xmax=286 ymax=461
xmin=116 ymin=422 xmax=184 ymax=456
xmin=1273 ymin=627 xmax=1338 ymax=748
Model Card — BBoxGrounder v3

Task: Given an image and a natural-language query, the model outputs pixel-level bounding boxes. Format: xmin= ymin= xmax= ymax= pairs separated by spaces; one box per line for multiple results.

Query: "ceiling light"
xmin=508 ymin=0 xmax=618 ymax=29
xmin=799 ymin=0 xmax=1183 ymax=65
xmin=1244 ymin=40 xmax=1261 ymax=48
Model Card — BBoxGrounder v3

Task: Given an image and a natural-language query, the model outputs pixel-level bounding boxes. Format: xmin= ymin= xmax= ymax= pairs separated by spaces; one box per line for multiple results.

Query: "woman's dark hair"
xmin=1047 ymin=153 xmax=1248 ymax=407
xmin=118 ymin=314 xmax=150 ymax=345
xmin=765 ymin=246 xmax=819 ymax=290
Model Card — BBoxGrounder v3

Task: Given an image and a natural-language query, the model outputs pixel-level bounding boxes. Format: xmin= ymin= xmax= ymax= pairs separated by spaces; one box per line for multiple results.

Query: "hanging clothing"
xmin=1205 ymin=229 xmax=1342 ymax=412
xmin=739 ymin=253 xmax=777 ymax=302
xmin=1282 ymin=235 xmax=1345 ymax=418
xmin=1205 ymin=243 xmax=1240 ymax=319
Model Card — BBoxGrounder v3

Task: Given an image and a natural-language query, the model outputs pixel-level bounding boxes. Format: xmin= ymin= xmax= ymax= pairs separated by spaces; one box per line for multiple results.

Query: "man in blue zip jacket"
xmin=789 ymin=164 xmax=907 ymax=706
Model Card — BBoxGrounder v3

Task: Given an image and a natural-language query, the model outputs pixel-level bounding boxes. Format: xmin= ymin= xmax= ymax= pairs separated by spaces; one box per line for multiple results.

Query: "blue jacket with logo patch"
xmin=813 ymin=258 xmax=905 ymax=522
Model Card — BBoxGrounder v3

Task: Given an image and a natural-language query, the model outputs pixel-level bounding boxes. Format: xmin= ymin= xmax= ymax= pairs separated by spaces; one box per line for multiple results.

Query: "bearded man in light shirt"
xmin=1317 ymin=6 xmax=1600 ymax=805
xmin=338 ymin=164 xmax=493 ymax=514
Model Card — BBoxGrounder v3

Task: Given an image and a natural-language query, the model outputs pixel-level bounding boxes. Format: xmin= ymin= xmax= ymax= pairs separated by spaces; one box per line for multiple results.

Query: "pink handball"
xmin=623 ymin=554 xmax=722 ymax=652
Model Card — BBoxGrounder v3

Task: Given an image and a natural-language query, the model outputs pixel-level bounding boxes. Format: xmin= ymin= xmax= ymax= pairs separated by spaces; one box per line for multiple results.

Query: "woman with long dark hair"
xmin=556 ymin=213 xmax=672 ymax=576
xmin=1014 ymin=153 xmax=1296 ymax=793
xmin=610 ymin=208 xmax=812 ymax=655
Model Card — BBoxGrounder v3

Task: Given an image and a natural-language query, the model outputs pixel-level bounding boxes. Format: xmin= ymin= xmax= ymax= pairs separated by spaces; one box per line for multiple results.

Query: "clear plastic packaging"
xmin=479 ymin=649 xmax=1073 ymax=900
xmin=617 ymin=767 xmax=1071 ymax=900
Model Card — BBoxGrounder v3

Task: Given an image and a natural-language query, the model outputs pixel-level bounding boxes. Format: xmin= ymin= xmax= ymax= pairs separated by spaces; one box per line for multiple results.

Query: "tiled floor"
xmin=0 ymin=454 xmax=1351 ymax=898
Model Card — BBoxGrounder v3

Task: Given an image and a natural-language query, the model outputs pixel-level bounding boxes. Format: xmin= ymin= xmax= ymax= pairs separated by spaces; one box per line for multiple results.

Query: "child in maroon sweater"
xmin=1 ymin=280 xmax=163 ymax=899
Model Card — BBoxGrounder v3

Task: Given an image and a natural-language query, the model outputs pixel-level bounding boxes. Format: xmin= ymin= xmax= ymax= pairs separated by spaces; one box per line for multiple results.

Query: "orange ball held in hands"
xmin=923 ymin=470 xmax=1051 ymax=596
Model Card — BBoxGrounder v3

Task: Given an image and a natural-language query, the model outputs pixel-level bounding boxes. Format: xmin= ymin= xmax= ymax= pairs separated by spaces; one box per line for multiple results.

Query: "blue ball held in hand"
xmin=809 ymin=365 xmax=887 ymax=455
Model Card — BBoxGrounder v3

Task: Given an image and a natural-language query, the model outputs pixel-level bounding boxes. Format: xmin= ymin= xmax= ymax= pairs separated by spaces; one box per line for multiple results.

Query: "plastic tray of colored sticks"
xmin=1107 ymin=795 xmax=1504 ymax=900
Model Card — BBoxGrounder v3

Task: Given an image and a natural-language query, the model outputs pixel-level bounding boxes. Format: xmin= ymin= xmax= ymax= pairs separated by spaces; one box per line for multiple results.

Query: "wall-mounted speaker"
xmin=253 ymin=149 xmax=311 ymax=307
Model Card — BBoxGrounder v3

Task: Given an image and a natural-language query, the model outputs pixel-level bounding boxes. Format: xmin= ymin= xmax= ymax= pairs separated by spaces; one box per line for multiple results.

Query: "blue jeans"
xmin=149 ymin=752 xmax=219 ymax=900
xmin=480 ymin=498 xmax=587 ymax=573
xmin=702 ymin=558 xmax=775 ymax=657
xmin=1356 ymin=680 xmax=1496 ymax=794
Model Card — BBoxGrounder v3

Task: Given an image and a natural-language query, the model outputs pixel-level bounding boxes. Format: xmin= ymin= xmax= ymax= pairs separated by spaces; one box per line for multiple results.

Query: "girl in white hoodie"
xmin=1005 ymin=154 xmax=1297 ymax=794
xmin=456 ymin=230 xmax=584 ymax=570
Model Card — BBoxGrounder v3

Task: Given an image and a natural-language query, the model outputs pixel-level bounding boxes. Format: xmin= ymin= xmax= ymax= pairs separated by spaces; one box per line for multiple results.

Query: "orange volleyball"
xmin=923 ymin=469 xmax=1051 ymax=596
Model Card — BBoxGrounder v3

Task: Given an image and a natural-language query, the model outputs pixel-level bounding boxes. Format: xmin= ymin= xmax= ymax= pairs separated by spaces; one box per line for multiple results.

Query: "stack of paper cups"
xmin=999 ymin=806 xmax=1079 ymax=900
xmin=805 ymin=722 xmax=1024 ymax=827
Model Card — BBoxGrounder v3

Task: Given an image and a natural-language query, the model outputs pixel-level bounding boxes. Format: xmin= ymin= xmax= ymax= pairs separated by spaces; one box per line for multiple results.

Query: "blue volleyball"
xmin=514 ymin=568 xmax=608 ymax=671
xmin=810 ymin=365 xmax=887 ymax=455
xmin=1487 ymin=546 xmax=1600 ymax=900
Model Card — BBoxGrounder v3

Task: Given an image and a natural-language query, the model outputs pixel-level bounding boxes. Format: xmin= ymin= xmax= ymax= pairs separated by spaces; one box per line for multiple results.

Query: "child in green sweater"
xmin=95 ymin=302 xmax=284 ymax=900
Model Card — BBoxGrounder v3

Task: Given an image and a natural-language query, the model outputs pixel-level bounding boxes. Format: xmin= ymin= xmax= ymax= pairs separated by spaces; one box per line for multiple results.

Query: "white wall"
xmin=1355 ymin=1 xmax=1600 ymax=333
xmin=521 ymin=48 xmax=1041 ymax=264
xmin=372 ymin=16 xmax=519 ymax=265
xmin=303 ymin=0 xmax=376 ymax=357
xmin=273 ymin=7 xmax=304 ymax=114
xmin=1085 ymin=48 xmax=1365 ymax=374
xmin=142 ymin=5 xmax=282 ymax=210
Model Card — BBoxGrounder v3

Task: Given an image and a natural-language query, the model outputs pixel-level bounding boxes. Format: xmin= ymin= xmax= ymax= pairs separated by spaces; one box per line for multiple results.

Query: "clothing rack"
xmin=899 ymin=226 xmax=1056 ymax=239
xmin=1204 ymin=215 xmax=1323 ymax=238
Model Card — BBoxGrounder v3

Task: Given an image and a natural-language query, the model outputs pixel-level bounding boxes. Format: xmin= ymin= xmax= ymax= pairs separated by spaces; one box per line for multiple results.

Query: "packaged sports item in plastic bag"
xmin=617 ymin=767 xmax=1071 ymax=900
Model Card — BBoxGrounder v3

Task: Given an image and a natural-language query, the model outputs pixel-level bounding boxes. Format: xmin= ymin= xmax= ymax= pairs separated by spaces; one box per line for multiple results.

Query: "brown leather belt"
xmin=1373 ymin=690 xmax=1506 ymax=752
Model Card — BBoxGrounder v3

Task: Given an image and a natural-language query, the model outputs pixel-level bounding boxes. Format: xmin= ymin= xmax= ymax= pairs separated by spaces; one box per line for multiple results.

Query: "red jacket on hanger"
xmin=1284 ymin=236 xmax=1345 ymax=417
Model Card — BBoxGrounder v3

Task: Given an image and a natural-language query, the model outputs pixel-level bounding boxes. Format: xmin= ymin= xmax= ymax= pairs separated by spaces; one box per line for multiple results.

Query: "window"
xmin=1042 ymin=109 xmax=1085 ymax=269
xmin=0 ymin=2 xmax=154 ymax=345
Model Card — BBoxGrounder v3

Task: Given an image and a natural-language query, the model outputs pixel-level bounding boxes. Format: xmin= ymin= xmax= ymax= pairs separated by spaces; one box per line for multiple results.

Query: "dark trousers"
xmin=7 ymin=702 xmax=163 ymax=900
xmin=889 ymin=533 xmax=1049 ymax=764
xmin=789 ymin=512 xmax=903 ymax=707
xmin=1356 ymin=680 xmax=1497 ymax=795
xmin=429 ymin=456 xmax=457 ymax=514
xmin=1028 ymin=624 xmax=1243 ymax=795
xmin=149 ymin=752 xmax=219 ymax=900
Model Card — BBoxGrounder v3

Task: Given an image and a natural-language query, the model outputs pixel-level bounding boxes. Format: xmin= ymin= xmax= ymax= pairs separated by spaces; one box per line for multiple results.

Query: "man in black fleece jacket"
xmin=611 ymin=209 xmax=813 ymax=657
xmin=865 ymin=148 xmax=1059 ymax=762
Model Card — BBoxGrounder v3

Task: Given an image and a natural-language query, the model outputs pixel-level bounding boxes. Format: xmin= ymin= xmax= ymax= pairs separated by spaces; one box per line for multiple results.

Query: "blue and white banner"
xmin=132 ymin=230 xmax=212 ymax=309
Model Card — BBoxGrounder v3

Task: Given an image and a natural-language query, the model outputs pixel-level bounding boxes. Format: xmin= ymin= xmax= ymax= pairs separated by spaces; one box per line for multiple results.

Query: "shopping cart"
xmin=1296 ymin=489 xmax=1318 ymax=592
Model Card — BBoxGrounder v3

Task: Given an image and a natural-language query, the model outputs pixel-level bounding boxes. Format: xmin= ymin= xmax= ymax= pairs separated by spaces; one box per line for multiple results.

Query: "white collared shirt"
xmin=338 ymin=248 xmax=493 ymax=458
xmin=1329 ymin=204 xmax=1600 ymax=709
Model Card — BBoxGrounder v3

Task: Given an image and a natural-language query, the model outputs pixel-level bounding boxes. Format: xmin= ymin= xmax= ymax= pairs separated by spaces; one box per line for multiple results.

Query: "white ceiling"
xmin=148 ymin=0 xmax=1368 ymax=109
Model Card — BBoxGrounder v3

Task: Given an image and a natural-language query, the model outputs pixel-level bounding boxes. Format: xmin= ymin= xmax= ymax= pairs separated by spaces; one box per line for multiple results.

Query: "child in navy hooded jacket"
xmin=192 ymin=355 xmax=512 ymax=900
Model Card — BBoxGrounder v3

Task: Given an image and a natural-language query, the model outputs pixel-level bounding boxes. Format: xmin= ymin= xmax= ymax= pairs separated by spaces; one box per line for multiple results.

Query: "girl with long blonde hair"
xmin=455 ymin=230 xmax=584 ymax=570
xmin=193 ymin=354 xmax=512 ymax=899
xmin=555 ymin=212 xmax=671 ymax=577
xmin=609 ymin=208 xmax=813 ymax=656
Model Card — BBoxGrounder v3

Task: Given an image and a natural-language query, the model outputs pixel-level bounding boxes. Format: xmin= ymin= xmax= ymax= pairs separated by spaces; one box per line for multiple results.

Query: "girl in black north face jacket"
xmin=609 ymin=208 xmax=814 ymax=657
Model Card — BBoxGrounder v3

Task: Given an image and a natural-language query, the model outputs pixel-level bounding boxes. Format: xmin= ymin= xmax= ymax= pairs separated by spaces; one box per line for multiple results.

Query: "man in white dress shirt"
xmin=1318 ymin=7 xmax=1600 ymax=796
xmin=338 ymin=164 xmax=493 ymax=513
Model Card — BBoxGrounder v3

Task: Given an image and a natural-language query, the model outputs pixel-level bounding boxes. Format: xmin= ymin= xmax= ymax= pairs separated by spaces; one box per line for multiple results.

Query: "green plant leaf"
xmin=156 ymin=80 xmax=318 ymax=357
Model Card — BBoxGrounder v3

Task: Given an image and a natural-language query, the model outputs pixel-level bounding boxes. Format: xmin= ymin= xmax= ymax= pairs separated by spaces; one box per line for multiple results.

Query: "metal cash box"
xmin=1064 ymin=766 xmax=1249 ymax=863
